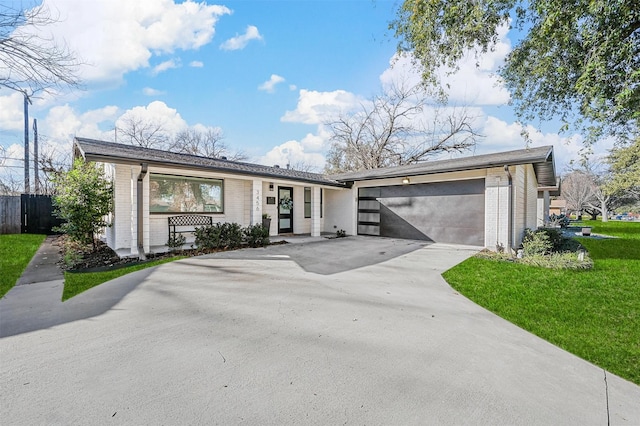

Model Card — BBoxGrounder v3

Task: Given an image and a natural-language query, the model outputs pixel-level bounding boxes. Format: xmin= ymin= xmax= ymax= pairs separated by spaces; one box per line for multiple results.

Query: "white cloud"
xmin=257 ymin=127 xmax=332 ymax=171
xmin=27 ymin=0 xmax=231 ymax=85
xmin=258 ymin=139 xmax=326 ymax=170
xmin=151 ymin=59 xmax=180 ymax=75
xmin=289 ymin=84 xmax=297 ymax=91
xmin=282 ymin=89 xmax=363 ymax=124
xmin=380 ymin=24 xmax=511 ymax=106
xmin=142 ymin=87 xmax=166 ymax=96
xmin=115 ymin=101 xmax=188 ymax=137
xmin=0 ymin=92 xmax=25 ymax=131
xmin=258 ymin=74 xmax=285 ymax=93
xmin=189 ymin=60 xmax=204 ymax=68
xmin=220 ymin=25 xmax=263 ymax=51
xmin=44 ymin=104 xmax=120 ymax=143
xmin=473 ymin=115 xmax=616 ymax=172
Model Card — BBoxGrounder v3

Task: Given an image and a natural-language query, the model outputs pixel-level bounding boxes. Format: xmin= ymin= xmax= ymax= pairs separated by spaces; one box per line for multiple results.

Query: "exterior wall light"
xmin=269 ymin=183 xmax=274 ymax=191
xmin=402 ymin=177 xmax=410 ymax=184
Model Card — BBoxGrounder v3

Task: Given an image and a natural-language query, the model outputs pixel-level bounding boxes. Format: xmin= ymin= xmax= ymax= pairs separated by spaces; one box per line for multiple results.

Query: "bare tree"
xmin=0 ymin=173 xmax=21 ymax=195
xmin=324 ymin=83 xmax=481 ymax=174
xmin=288 ymin=160 xmax=320 ymax=173
xmin=36 ymin=140 xmax=70 ymax=195
xmin=562 ymin=171 xmax=598 ymax=219
xmin=0 ymin=146 xmax=21 ymax=195
xmin=170 ymin=127 xmax=247 ymax=160
xmin=115 ymin=115 xmax=170 ymax=149
xmin=0 ymin=3 xmax=80 ymax=95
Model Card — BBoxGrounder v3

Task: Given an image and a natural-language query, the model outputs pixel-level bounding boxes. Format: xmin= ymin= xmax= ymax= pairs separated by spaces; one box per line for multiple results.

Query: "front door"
xmin=278 ymin=186 xmax=293 ymax=233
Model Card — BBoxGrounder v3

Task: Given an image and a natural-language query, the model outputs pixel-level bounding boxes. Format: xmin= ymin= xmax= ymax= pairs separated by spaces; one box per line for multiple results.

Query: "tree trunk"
xmin=601 ymin=198 xmax=608 ymax=222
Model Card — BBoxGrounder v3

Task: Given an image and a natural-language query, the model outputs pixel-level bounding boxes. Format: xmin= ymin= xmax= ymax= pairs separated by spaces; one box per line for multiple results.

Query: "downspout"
xmin=504 ymin=165 xmax=513 ymax=252
xmin=137 ymin=163 xmax=148 ymax=259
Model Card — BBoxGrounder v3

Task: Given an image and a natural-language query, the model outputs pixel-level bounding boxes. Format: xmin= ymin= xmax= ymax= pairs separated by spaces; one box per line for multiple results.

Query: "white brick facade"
xmin=98 ymin=152 xmax=548 ymax=256
xmin=106 ymin=163 xmax=332 ymax=255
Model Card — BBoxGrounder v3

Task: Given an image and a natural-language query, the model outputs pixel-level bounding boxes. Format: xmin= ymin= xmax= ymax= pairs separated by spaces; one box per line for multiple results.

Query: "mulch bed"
xmin=54 ymin=235 xmax=286 ymax=272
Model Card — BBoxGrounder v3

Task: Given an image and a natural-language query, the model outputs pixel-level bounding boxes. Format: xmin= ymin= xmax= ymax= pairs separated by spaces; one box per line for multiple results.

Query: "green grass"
xmin=442 ymin=220 xmax=640 ymax=385
xmin=62 ymin=257 xmax=184 ymax=301
xmin=0 ymin=234 xmax=46 ymax=298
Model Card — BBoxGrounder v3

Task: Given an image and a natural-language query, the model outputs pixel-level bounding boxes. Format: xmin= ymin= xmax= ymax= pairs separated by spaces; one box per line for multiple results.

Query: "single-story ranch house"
xmin=73 ymin=137 xmax=557 ymax=257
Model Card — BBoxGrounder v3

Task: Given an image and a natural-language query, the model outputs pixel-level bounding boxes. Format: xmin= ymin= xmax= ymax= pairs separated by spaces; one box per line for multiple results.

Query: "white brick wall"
xmin=525 ymin=165 xmax=539 ymax=231
xmin=513 ymin=165 xmax=526 ymax=246
xmin=484 ymin=168 xmax=510 ymax=251
xmin=292 ymin=186 xmax=309 ymax=234
xmin=262 ymin=181 xmax=278 ymax=235
xmin=323 ymin=187 xmax=356 ymax=236
xmin=311 ymin=187 xmax=321 ymax=237
xmin=108 ymin=164 xmax=135 ymax=253
xmin=107 ymin=161 xmax=546 ymax=254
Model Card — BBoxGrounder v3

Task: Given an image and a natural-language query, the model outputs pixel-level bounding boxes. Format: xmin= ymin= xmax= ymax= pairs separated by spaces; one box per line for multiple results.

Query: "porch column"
xmin=542 ymin=189 xmax=550 ymax=226
xmin=251 ymin=179 xmax=263 ymax=226
xmin=311 ymin=186 xmax=321 ymax=237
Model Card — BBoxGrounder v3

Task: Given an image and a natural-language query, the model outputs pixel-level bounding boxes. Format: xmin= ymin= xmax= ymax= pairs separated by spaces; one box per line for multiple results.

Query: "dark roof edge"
xmin=75 ymin=139 xmax=346 ymax=188
xmin=333 ymin=146 xmax=555 ymax=183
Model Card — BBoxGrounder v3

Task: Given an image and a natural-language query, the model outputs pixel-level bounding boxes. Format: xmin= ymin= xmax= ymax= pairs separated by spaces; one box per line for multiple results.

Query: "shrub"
xmin=166 ymin=233 xmax=186 ymax=252
xmin=549 ymin=213 xmax=570 ymax=228
xmin=194 ymin=223 xmax=222 ymax=249
xmin=336 ymin=229 xmax=346 ymax=238
xmin=522 ymin=228 xmax=552 ymax=256
xmin=220 ymin=222 xmax=243 ymax=249
xmin=244 ymin=224 xmax=270 ymax=247
xmin=194 ymin=222 xmax=244 ymax=250
xmin=52 ymin=159 xmax=113 ymax=249
xmin=519 ymin=252 xmax=593 ymax=270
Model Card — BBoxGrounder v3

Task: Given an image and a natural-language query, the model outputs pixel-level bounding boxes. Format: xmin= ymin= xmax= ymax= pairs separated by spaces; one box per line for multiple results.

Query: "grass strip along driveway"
xmin=0 ymin=234 xmax=46 ymax=298
xmin=63 ymin=257 xmax=184 ymax=301
xmin=443 ymin=220 xmax=640 ymax=386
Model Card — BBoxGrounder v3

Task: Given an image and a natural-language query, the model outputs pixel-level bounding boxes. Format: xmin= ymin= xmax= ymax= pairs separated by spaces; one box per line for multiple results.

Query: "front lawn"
xmin=0 ymin=234 xmax=46 ymax=298
xmin=442 ymin=220 xmax=640 ymax=385
xmin=62 ymin=256 xmax=184 ymax=301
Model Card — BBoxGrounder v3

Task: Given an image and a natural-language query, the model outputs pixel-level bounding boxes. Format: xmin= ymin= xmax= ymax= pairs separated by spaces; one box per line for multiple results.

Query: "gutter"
xmin=137 ymin=163 xmax=148 ymax=259
xmin=504 ymin=165 xmax=513 ymax=252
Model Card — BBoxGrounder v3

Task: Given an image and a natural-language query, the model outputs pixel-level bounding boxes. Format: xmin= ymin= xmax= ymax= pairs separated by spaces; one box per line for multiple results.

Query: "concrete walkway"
xmin=1 ymin=237 xmax=639 ymax=425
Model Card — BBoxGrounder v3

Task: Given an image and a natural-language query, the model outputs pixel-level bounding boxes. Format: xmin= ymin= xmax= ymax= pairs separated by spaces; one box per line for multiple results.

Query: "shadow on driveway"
xmin=200 ymin=236 xmax=431 ymax=275
xmin=0 ymin=236 xmax=429 ymax=338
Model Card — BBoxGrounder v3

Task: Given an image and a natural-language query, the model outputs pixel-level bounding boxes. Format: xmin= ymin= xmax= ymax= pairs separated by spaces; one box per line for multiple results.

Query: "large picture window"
xmin=150 ymin=174 xmax=223 ymax=213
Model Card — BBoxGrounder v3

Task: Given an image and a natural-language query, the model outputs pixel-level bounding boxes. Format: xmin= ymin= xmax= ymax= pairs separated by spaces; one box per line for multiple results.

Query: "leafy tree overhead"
xmin=52 ymin=159 xmax=113 ymax=249
xmin=605 ymin=137 xmax=640 ymax=199
xmin=391 ymin=0 xmax=639 ymax=141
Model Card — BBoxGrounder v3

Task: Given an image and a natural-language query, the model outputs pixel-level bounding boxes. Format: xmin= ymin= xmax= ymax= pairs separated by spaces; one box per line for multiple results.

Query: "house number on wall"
xmin=255 ymin=190 xmax=261 ymax=211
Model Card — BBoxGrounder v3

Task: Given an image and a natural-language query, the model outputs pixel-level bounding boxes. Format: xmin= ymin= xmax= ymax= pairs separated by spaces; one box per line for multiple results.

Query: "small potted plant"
xmin=262 ymin=213 xmax=271 ymax=230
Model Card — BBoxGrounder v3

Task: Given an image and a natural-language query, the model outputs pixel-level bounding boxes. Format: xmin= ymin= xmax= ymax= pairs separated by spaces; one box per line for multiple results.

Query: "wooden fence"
xmin=0 ymin=196 xmax=20 ymax=234
xmin=21 ymin=194 xmax=64 ymax=234
xmin=0 ymin=195 xmax=64 ymax=234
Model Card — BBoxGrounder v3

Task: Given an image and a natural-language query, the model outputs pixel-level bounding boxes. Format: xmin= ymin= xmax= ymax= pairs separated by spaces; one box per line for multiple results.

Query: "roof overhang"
xmin=332 ymin=146 xmax=558 ymax=187
xmin=73 ymin=138 xmax=346 ymax=188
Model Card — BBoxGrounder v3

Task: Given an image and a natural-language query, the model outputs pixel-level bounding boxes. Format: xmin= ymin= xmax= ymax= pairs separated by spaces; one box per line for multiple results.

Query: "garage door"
xmin=357 ymin=179 xmax=485 ymax=246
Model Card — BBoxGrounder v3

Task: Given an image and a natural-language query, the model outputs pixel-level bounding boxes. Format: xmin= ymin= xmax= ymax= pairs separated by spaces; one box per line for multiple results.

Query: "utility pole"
xmin=24 ymin=93 xmax=31 ymax=194
xmin=33 ymin=118 xmax=39 ymax=194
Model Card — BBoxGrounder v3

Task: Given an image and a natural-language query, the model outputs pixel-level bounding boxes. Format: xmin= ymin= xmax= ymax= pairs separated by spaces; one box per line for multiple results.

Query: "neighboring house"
xmin=549 ymin=199 xmax=567 ymax=216
xmin=73 ymin=138 xmax=556 ymax=256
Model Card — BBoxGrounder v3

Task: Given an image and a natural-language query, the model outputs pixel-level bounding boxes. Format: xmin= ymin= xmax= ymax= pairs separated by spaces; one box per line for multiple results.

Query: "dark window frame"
xmin=149 ymin=173 xmax=224 ymax=214
xmin=304 ymin=187 xmax=323 ymax=219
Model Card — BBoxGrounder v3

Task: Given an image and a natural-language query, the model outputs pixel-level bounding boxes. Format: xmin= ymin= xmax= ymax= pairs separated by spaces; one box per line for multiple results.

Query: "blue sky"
xmin=0 ymin=0 xmax=614 ymax=189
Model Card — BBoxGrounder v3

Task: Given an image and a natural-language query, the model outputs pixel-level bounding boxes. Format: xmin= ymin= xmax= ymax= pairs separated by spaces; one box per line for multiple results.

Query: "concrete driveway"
xmin=1 ymin=237 xmax=639 ymax=425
